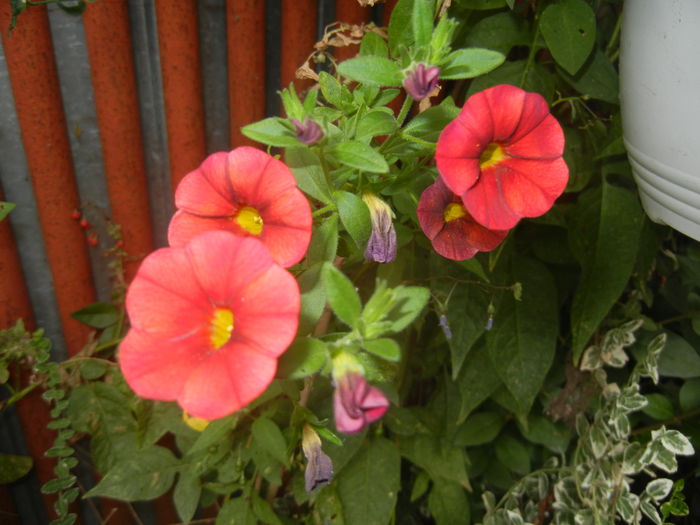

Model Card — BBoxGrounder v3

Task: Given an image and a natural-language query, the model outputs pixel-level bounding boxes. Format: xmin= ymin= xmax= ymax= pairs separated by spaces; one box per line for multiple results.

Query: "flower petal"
xmin=483 ymin=84 xmax=527 ymax=141
xmin=462 ymin=169 xmax=522 ymax=230
xmin=180 ymin=343 xmax=278 ymax=419
xmin=228 ymin=147 xmax=297 ymax=209
xmin=435 ymin=156 xmax=480 ymax=196
xmin=259 ymin=190 xmax=313 ymax=267
xmin=174 ymin=152 xmax=234 ymax=215
xmin=507 ymin=114 xmax=565 ymax=160
xmin=119 ymin=329 xmax=206 ymax=401
xmin=185 ymin=231 xmax=274 ymax=306
xmin=508 ymin=90 xmax=550 ymax=143
xmin=499 ymin=157 xmax=569 ymax=218
xmin=436 ymin=96 xmax=494 ymax=160
xmin=168 ymin=211 xmax=237 ymax=248
xmin=126 ymin=247 xmax=210 ymax=337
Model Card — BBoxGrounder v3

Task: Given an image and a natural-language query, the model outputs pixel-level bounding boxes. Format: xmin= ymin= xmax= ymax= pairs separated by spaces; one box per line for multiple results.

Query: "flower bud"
xmin=362 ymin=193 xmax=397 ymax=264
xmin=403 ymin=63 xmax=440 ymax=101
xmin=301 ymin=424 xmax=334 ymax=493
xmin=292 ymin=118 xmax=324 ymax=145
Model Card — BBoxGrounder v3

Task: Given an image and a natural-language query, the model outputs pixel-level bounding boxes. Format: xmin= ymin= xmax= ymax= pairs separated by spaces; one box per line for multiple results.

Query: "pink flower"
xmin=168 ymin=146 xmax=312 ymax=268
xmin=436 ymin=84 xmax=568 ymax=230
xmin=403 ymin=63 xmax=440 ymax=101
xmin=334 ymin=372 xmax=389 ymax=434
xmin=417 ymin=177 xmax=509 ymax=260
xmin=119 ymin=230 xmax=300 ymax=420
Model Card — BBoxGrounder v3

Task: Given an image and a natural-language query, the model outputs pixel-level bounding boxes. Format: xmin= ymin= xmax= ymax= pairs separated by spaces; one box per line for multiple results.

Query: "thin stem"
xmin=605 ymin=11 xmax=623 ymax=58
xmin=312 ymin=204 xmax=336 ymax=217
xmin=1 ymin=381 xmax=41 ymax=408
xmin=519 ymin=19 xmax=541 ymax=88
xmin=631 ymin=407 xmax=700 ymax=436
xmin=399 ymin=132 xmax=436 ymax=148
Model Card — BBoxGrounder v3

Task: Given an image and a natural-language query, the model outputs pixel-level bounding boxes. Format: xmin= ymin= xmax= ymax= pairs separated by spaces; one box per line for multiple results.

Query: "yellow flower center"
xmin=443 ymin=202 xmax=467 ymax=223
xmin=233 ymin=205 xmax=263 ymax=235
xmin=210 ymin=307 xmax=234 ymax=349
xmin=182 ymin=411 xmax=210 ymax=432
xmin=479 ymin=142 xmax=506 ymax=170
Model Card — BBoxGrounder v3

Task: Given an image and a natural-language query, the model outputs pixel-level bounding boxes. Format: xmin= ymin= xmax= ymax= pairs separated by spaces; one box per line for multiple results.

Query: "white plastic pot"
xmin=619 ymin=0 xmax=700 ymax=241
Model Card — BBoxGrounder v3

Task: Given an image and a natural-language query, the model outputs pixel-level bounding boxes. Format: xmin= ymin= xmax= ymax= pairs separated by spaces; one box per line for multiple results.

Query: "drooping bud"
xmin=301 ymin=424 xmax=334 ymax=493
xmin=403 ymin=63 xmax=440 ymax=101
xmin=292 ymin=118 xmax=324 ymax=146
xmin=332 ymin=353 xmax=389 ymax=434
xmin=362 ymin=193 xmax=397 ymax=264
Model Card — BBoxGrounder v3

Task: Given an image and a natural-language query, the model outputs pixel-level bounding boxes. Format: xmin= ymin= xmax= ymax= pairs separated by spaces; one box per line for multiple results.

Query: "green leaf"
xmin=400 ymin=434 xmax=469 ymax=487
xmin=360 ymin=31 xmax=389 ymax=57
xmin=468 ymin=60 xmax=556 ymax=102
xmin=439 ymin=48 xmax=505 ymax=79
xmin=454 ymin=412 xmax=505 ymax=447
xmin=646 ymin=478 xmax=673 ymax=502
xmin=388 ymin=0 xmax=415 ymax=55
xmin=540 ymin=0 xmax=596 ymax=75
xmin=174 ymin=466 xmax=201 ymax=524
xmin=251 ymin=417 xmax=288 ymax=466
xmin=277 ymin=337 xmax=328 ymax=379
xmin=466 ymin=0 xmax=508 ymax=8
xmin=355 ymin=110 xmax=397 ymax=141
xmin=402 ymin=98 xmax=460 ymax=143
xmin=335 ymin=190 xmax=371 ymax=249
xmin=285 ymin=147 xmax=333 ymax=205
xmin=0 ymin=201 xmax=16 ymax=222
xmin=187 ymin=416 xmax=235 ymax=455
xmin=559 ymin=50 xmax=619 ymax=104
xmin=657 ymin=331 xmax=700 ymax=378
xmin=66 ymin=383 xmax=133 ymax=434
xmin=85 ymin=446 xmax=179 ymax=501
xmin=241 ymin=117 xmax=299 ymax=147
xmin=456 ymin=344 xmax=502 ymax=423
xmin=70 ymin=302 xmax=120 ymax=329
xmin=337 ymin=438 xmax=400 ymax=525
xmin=643 ymin=394 xmax=675 ymax=420
xmin=384 ymin=285 xmax=430 ymax=333
xmin=679 ymin=378 xmax=700 ymax=411
xmin=412 ymin=0 xmax=433 ymax=49
xmin=362 ymin=338 xmax=401 ymax=362
xmin=570 ymin=183 xmax=645 ymax=361
xmin=464 ymin=12 xmax=530 ymax=55
xmin=445 ymin=283 xmax=490 ymax=379
xmin=251 ymin=492 xmax=283 ymax=525
xmin=216 ymin=497 xmax=256 ymax=525
xmin=329 ymin=141 xmax=389 ymax=173
xmin=494 ymin=435 xmax=530 ymax=476
xmin=319 ymin=71 xmax=354 ymax=111
xmin=518 ymin=414 xmax=572 ymax=454
xmin=337 ymin=56 xmax=403 ymax=87
xmin=428 ymin=481 xmax=470 ymax=525
xmin=298 ymin=263 xmax=326 ymax=335
xmin=321 ymin=262 xmax=362 ymax=328
xmin=0 ymin=453 xmax=32 ymax=483
xmin=487 ymin=255 xmax=558 ymax=417
xmin=307 ymin=213 xmax=339 ymax=266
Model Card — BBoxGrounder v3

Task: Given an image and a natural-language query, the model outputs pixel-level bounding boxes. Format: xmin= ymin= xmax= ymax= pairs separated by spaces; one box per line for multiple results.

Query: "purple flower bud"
xmin=334 ymin=372 xmax=390 ymax=434
xmin=292 ymin=118 xmax=324 ymax=145
xmin=403 ymin=64 xmax=440 ymax=101
xmin=301 ymin=425 xmax=334 ymax=493
xmin=362 ymin=193 xmax=397 ymax=264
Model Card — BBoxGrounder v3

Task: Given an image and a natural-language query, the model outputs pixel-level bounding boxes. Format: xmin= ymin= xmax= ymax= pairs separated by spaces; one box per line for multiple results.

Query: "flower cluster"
xmin=119 ymin=147 xmax=311 ymax=420
xmin=418 ymin=84 xmax=568 ymax=260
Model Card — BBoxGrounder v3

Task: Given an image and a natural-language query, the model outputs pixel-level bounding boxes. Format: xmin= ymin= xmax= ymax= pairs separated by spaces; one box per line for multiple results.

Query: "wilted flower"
xmin=417 ymin=177 xmax=509 ymax=260
xmin=362 ymin=193 xmax=397 ymax=263
xmin=301 ymin=424 xmax=333 ymax=493
xmin=334 ymin=371 xmax=390 ymax=433
xmin=436 ymin=84 xmax=568 ymax=230
xmin=168 ymin=146 xmax=312 ymax=268
xmin=403 ymin=63 xmax=440 ymax=101
xmin=119 ymin=230 xmax=300 ymax=420
xmin=291 ymin=118 xmax=324 ymax=145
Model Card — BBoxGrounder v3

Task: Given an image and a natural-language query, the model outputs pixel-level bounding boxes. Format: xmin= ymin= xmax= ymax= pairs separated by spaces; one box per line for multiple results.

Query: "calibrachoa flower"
xmin=119 ymin=230 xmax=300 ymax=420
xmin=291 ymin=118 xmax=324 ymax=146
xmin=403 ymin=63 xmax=440 ymax=101
xmin=168 ymin=146 xmax=312 ymax=268
xmin=301 ymin=424 xmax=333 ymax=493
xmin=435 ymin=84 xmax=568 ymax=230
xmin=362 ymin=193 xmax=397 ymax=264
xmin=417 ymin=177 xmax=509 ymax=261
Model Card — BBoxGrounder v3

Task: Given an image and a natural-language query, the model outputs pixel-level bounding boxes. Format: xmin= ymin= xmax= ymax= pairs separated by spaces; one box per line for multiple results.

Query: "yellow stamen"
xmin=479 ymin=142 xmax=506 ymax=170
xmin=233 ymin=205 xmax=263 ymax=235
xmin=182 ymin=411 xmax=210 ymax=432
xmin=443 ymin=202 xmax=467 ymax=223
xmin=210 ymin=308 xmax=234 ymax=349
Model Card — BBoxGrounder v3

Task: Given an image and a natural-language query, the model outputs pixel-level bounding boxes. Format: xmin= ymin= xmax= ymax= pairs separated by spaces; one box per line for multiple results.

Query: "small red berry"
xmin=79 ymin=218 xmax=91 ymax=229
xmin=115 ymin=240 xmax=125 ymax=248
xmin=71 ymin=209 xmax=81 ymax=220
xmin=87 ymin=233 xmax=98 ymax=247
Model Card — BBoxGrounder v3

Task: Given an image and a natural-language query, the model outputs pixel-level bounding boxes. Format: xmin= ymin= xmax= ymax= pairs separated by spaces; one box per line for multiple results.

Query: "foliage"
xmin=2 ymin=0 xmax=699 ymax=523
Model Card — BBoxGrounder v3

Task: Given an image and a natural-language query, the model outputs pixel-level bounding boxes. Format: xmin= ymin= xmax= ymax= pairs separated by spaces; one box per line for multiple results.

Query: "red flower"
xmin=435 ymin=84 xmax=568 ymax=230
xmin=119 ymin=230 xmax=300 ymax=420
xmin=168 ymin=147 xmax=312 ymax=268
xmin=417 ymin=177 xmax=509 ymax=260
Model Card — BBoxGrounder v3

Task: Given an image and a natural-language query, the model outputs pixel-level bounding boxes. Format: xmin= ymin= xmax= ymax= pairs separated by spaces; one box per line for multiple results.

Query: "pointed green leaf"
xmin=540 ymin=0 xmax=596 ymax=75
xmin=362 ymin=338 xmax=401 ymax=362
xmin=335 ymin=190 xmax=371 ymax=249
xmin=286 ymin=147 xmax=334 ymax=204
xmin=439 ymin=48 xmax=505 ymax=79
xmin=251 ymin=417 xmax=289 ymax=466
xmin=337 ymin=56 xmax=403 ymax=87
xmin=330 ymin=141 xmax=389 ymax=173
xmin=241 ymin=117 xmax=300 ymax=147
xmin=321 ymin=262 xmax=362 ymax=328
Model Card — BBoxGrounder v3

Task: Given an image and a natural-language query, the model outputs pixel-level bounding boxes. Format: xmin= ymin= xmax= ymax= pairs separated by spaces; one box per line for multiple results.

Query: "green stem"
xmin=399 ymin=132 xmax=436 ymax=148
xmin=519 ymin=19 xmax=541 ymax=88
xmin=604 ymin=11 xmax=623 ymax=58
xmin=395 ymin=95 xmax=414 ymax=128
xmin=312 ymin=204 xmax=336 ymax=217
xmin=630 ymin=407 xmax=700 ymax=437
xmin=2 ymin=381 xmax=41 ymax=408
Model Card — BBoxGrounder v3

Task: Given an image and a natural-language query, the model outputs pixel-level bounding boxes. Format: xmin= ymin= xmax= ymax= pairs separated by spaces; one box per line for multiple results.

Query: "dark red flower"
xmin=435 ymin=84 xmax=568 ymax=230
xmin=417 ymin=177 xmax=509 ymax=260
xmin=168 ymin=147 xmax=312 ymax=268
xmin=119 ymin=230 xmax=300 ymax=420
